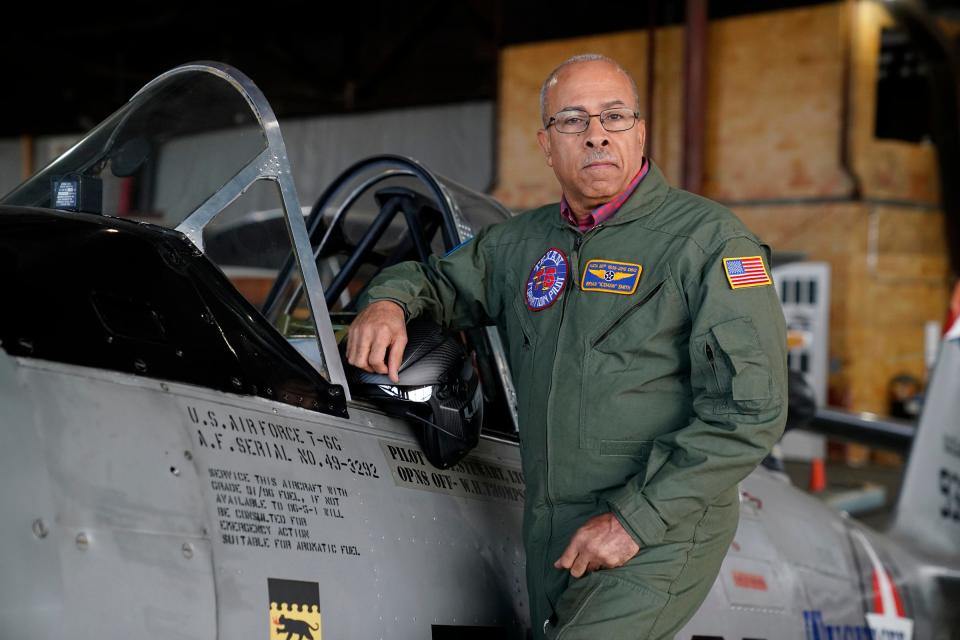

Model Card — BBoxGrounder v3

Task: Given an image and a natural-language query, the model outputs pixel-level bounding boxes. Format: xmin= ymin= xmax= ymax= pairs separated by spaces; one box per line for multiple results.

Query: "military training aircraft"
xmin=0 ymin=63 xmax=957 ymax=639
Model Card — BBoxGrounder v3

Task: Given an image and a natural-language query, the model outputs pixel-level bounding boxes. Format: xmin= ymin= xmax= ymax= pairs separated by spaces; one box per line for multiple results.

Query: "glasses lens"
xmin=554 ymin=110 xmax=590 ymax=133
xmin=600 ymin=108 xmax=636 ymax=132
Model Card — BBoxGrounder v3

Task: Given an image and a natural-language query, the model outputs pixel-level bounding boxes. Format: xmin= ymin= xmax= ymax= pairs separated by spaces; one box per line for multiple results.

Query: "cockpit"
xmin=1 ymin=62 xmax=520 ymax=464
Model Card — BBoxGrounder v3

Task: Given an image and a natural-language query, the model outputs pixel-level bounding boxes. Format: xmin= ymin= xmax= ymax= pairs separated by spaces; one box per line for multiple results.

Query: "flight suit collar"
xmin=550 ymin=158 xmax=671 ymax=230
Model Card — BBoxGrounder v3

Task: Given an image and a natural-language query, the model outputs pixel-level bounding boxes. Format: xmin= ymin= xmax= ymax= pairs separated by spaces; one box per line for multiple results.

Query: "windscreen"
xmin=2 ymin=69 xmax=267 ymax=228
xmin=2 ymin=63 xmax=339 ymax=383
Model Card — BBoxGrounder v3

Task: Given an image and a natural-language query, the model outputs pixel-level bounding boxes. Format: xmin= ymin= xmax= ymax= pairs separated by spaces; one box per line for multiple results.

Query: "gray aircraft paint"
xmin=891 ymin=336 xmax=960 ymax=558
xmin=0 ymin=356 xmax=527 ymax=638
xmin=5 ymin=349 xmax=958 ymax=638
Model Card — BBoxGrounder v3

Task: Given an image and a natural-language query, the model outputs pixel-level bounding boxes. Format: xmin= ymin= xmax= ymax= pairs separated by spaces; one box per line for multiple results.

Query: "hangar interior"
xmin=2 ymin=0 xmax=958 ymax=518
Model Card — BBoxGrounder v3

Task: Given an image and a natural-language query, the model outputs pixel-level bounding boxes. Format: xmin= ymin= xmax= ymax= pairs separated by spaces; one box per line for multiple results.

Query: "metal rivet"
xmin=32 ymin=518 xmax=48 ymax=539
xmin=182 ymin=543 xmax=194 ymax=559
xmin=170 ymin=466 xmax=180 ymax=477
xmin=175 ymin=349 xmax=184 ymax=358
xmin=105 ymin=335 xmax=114 ymax=344
xmin=76 ymin=532 xmax=89 ymax=550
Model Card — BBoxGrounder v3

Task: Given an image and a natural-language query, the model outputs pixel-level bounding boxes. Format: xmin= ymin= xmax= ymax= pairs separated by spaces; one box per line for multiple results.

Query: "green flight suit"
xmin=360 ymin=161 xmax=788 ymax=639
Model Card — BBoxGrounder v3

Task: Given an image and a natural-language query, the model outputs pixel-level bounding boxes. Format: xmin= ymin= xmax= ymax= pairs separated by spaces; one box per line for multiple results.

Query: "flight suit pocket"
xmin=702 ymin=317 xmax=776 ymax=414
xmin=595 ymin=440 xmax=652 ymax=494
xmin=512 ymin=294 xmax=538 ymax=346
xmin=579 ymin=274 xmax=689 ymax=450
xmin=589 ymin=278 xmax=667 ymax=352
xmin=598 ymin=439 xmax=652 ymax=458
xmin=546 ymin=571 xmax=668 ymax=640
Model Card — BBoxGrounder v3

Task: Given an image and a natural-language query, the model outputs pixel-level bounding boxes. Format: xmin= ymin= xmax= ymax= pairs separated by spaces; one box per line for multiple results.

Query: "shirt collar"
xmin=560 ymin=157 xmax=649 ymax=232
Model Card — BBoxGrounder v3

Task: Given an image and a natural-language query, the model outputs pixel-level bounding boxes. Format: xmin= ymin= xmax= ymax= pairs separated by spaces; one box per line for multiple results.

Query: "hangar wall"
xmin=494 ymin=2 xmax=953 ymax=414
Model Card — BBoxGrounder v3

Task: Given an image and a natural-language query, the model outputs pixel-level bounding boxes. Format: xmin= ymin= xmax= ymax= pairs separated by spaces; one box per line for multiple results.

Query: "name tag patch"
xmin=526 ymin=248 xmax=568 ymax=310
xmin=580 ymin=259 xmax=642 ymax=294
xmin=723 ymin=256 xmax=771 ymax=289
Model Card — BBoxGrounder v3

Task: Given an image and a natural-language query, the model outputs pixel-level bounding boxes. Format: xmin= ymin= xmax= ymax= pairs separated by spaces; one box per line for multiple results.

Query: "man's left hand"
xmin=553 ymin=512 xmax=640 ymax=578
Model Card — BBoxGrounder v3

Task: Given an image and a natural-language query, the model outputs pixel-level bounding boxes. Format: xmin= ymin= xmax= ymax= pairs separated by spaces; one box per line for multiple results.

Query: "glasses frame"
xmin=545 ymin=108 xmax=641 ymax=134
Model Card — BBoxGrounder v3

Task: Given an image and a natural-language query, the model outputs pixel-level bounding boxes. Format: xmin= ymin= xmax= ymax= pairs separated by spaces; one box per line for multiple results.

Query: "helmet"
xmin=346 ymin=319 xmax=483 ymax=468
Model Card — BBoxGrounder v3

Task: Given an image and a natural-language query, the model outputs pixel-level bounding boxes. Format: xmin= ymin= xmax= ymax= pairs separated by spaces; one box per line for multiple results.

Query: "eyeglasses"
xmin=546 ymin=107 xmax=640 ymax=134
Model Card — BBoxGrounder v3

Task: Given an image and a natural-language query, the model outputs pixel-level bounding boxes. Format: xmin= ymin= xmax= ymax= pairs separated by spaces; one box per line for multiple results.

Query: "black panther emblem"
xmin=276 ymin=614 xmax=320 ymax=640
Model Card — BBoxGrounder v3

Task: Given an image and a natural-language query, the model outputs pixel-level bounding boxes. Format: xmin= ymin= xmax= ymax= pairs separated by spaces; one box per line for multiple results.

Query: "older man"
xmin=347 ymin=54 xmax=787 ymax=639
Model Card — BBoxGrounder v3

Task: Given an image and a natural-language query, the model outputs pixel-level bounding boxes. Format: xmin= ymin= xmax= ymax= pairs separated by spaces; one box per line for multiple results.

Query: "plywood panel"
xmin=735 ymin=202 xmax=950 ymax=414
xmin=704 ymin=5 xmax=853 ymax=201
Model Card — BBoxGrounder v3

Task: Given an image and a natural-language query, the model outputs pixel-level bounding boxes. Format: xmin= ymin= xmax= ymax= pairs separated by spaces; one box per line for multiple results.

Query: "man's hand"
xmin=554 ymin=512 xmax=640 ymax=578
xmin=346 ymin=301 xmax=408 ymax=383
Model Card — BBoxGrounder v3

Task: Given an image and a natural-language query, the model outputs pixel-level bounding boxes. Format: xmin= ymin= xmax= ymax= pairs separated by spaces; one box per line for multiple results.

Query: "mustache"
xmin=581 ymin=151 xmax=618 ymax=168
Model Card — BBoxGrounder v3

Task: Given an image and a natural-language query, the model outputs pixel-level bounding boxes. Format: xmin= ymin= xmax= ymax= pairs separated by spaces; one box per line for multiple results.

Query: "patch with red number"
xmin=526 ymin=248 xmax=568 ymax=311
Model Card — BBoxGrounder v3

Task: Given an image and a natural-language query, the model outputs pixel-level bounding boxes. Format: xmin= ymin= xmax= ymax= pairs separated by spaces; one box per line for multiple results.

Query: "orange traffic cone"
xmin=808 ymin=457 xmax=827 ymax=493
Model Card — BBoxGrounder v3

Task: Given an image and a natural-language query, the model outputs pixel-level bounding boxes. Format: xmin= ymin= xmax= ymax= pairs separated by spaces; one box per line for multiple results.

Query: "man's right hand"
xmin=346 ymin=301 xmax=408 ymax=383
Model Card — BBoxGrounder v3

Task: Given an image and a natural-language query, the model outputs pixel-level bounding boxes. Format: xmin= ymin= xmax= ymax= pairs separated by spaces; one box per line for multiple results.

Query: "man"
xmin=347 ymin=54 xmax=787 ymax=639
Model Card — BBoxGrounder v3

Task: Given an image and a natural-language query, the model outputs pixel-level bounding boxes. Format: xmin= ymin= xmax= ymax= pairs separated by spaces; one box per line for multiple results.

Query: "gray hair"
xmin=539 ymin=53 xmax=640 ymax=127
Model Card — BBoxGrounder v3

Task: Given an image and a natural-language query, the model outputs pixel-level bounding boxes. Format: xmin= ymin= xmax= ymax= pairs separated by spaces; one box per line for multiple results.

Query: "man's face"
xmin=537 ymin=61 xmax=646 ymax=215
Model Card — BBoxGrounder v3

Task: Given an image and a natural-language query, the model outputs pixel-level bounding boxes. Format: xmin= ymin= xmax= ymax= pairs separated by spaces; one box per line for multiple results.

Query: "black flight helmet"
xmin=346 ymin=318 xmax=483 ymax=468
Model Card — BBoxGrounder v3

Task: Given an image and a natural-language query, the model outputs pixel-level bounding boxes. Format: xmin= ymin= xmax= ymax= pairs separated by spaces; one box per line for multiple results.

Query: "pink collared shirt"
xmin=560 ymin=158 xmax=649 ymax=232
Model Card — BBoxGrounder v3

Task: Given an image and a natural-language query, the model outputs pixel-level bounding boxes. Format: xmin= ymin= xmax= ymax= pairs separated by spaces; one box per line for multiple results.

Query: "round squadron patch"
xmin=525 ymin=248 xmax=568 ymax=311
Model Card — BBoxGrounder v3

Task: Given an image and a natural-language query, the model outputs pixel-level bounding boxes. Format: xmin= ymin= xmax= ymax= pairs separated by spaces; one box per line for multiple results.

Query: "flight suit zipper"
xmin=705 ymin=343 xmax=723 ymax=392
xmin=556 ymin=234 xmax=582 ymax=326
xmin=546 ymin=232 xmax=585 ymax=477
xmin=541 ymin=229 xmax=585 ymax=610
xmin=546 ymin=231 xmax=584 ymax=498
xmin=705 ymin=342 xmax=734 ymax=413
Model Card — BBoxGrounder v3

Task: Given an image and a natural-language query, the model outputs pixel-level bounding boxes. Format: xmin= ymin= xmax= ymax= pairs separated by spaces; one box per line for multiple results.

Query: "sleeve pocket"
xmin=707 ymin=317 xmax=779 ymax=414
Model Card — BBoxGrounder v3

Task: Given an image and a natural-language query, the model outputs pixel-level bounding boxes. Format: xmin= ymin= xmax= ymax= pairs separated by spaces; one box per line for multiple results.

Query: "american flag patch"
xmin=723 ymin=256 xmax=771 ymax=289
